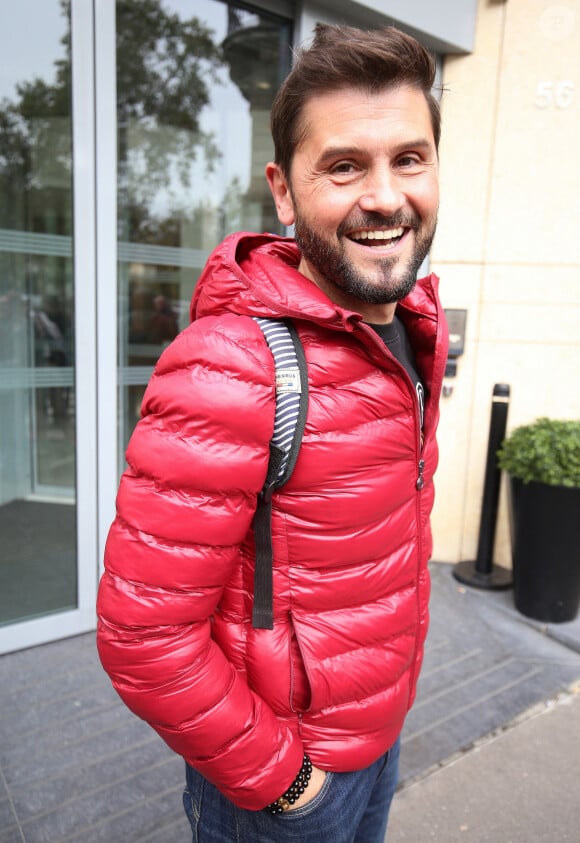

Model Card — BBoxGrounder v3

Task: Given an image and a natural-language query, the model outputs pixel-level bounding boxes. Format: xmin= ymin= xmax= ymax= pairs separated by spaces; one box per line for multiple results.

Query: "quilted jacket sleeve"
xmin=96 ymin=315 xmax=304 ymax=810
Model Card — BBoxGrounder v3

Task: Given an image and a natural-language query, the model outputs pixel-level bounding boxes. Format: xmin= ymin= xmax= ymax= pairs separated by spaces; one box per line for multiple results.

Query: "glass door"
xmin=0 ymin=0 xmax=77 ymax=629
xmin=0 ymin=0 xmax=293 ymax=653
xmin=116 ymin=0 xmax=292 ymax=458
xmin=0 ymin=0 xmax=98 ymax=652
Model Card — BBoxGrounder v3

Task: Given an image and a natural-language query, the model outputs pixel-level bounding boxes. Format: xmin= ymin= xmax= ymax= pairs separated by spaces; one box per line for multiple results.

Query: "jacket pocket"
xmin=289 ymin=614 xmax=312 ymax=713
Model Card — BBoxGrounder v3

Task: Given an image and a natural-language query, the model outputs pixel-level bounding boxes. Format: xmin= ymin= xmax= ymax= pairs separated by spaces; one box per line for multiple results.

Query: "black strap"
xmin=252 ymin=447 xmax=282 ymax=630
xmin=252 ymin=320 xmax=308 ymax=629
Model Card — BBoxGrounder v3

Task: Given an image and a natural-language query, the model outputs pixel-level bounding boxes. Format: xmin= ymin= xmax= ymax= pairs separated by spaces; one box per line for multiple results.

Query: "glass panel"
xmin=116 ymin=0 xmax=291 ymax=462
xmin=0 ymin=1 xmax=77 ymax=624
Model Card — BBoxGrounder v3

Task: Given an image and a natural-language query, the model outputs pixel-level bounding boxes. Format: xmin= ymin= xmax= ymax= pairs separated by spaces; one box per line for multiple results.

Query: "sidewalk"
xmin=398 ymin=563 xmax=580 ymax=785
xmin=0 ymin=561 xmax=579 ymax=842
xmin=389 ymin=564 xmax=580 ymax=842
xmin=389 ymin=687 xmax=580 ymax=842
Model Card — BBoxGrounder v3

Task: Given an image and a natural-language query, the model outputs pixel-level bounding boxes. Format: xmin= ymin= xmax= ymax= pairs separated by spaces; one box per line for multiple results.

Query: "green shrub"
xmin=497 ymin=417 xmax=580 ymax=487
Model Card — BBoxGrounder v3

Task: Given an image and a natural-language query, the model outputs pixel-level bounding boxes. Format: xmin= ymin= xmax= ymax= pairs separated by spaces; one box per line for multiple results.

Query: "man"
xmin=97 ymin=23 xmax=448 ymax=843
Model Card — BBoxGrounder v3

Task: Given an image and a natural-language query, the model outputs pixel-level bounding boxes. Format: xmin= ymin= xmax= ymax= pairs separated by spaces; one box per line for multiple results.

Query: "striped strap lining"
xmin=254 ymin=317 xmax=302 ymax=483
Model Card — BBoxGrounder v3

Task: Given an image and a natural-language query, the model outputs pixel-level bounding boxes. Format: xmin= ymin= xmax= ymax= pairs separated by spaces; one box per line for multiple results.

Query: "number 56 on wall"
xmin=535 ymin=80 xmax=575 ymax=109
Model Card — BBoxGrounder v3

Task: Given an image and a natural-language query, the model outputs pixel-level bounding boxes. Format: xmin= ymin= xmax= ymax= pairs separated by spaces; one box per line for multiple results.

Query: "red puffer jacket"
xmin=97 ymin=232 xmax=448 ymax=810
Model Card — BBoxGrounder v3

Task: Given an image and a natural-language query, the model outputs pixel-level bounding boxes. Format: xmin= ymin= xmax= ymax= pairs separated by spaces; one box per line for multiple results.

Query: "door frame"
xmin=0 ymin=0 xmax=116 ymax=654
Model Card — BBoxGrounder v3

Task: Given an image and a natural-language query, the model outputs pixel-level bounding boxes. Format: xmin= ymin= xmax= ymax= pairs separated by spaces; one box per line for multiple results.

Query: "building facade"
xmin=6 ymin=0 xmax=578 ymax=655
xmin=429 ymin=0 xmax=580 ymax=570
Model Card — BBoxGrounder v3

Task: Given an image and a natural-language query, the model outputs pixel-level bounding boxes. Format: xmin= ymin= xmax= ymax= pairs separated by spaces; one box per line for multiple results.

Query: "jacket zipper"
xmin=365 ymin=327 xmax=427 ymax=698
xmin=358 ymin=322 xmax=426 ymax=484
xmin=416 ymin=458 xmax=425 ymax=490
xmin=357 ymin=309 xmax=444 ymax=705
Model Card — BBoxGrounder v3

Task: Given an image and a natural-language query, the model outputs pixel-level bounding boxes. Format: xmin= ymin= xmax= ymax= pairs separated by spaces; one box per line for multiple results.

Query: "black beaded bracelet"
xmin=265 ymin=754 xmax=313 ymax=814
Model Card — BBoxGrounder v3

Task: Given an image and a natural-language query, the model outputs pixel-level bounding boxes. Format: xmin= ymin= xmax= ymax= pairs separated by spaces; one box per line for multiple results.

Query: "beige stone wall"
xmin=430 ymin=0 xmax=580 ymax=566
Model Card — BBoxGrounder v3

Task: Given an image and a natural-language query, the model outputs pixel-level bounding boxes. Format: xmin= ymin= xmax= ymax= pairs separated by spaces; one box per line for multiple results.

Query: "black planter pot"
xmin=509 ymin=478 xmax=580 ymax=623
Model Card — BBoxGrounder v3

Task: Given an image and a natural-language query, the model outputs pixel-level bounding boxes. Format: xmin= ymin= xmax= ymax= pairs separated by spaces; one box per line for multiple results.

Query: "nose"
xmin=358 ymin=166 xmax=403 ymax=215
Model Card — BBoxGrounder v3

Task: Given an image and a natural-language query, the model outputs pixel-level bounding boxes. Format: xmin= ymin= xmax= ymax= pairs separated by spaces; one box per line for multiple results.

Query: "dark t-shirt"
xmin=367 ymin=315 xmax=425 ymax=428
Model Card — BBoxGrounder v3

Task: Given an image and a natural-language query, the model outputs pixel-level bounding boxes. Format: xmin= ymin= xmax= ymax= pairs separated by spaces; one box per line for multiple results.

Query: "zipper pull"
xmin=416 ymin=459 xmax=425 ymax=490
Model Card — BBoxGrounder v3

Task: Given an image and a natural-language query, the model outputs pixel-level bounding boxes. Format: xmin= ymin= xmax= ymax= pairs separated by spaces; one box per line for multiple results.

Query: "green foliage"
xmin=497 ymin=417 xmax=580 ymax=487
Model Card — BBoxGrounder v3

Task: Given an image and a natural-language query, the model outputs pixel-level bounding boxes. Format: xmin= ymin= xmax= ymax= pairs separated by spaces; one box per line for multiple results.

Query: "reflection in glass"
xmin=0 ymin=1 xmax=77 ymax=624
xmin=116 ymin=0 xmax=291 ymax=460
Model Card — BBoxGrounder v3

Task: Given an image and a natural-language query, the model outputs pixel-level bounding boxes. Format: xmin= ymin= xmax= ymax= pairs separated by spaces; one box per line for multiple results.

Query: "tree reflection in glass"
xmin=115 ymin=0 xmax=291 ymax=456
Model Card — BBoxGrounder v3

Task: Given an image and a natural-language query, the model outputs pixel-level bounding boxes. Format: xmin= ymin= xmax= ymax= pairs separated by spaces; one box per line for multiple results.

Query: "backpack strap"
xmin=252 ymin=318 xmax=308 ymax=629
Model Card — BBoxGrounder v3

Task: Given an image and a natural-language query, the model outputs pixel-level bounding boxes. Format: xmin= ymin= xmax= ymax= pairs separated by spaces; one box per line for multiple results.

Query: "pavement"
xmin=1 ymin=561 xmax=579 ymax=842
xmin=388 ymin=688 xmax=580 ymax=842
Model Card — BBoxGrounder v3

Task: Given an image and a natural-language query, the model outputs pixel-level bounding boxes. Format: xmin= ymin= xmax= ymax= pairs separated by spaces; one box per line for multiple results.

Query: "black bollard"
xmin=453 ymin=383 xmax=513 ymax=590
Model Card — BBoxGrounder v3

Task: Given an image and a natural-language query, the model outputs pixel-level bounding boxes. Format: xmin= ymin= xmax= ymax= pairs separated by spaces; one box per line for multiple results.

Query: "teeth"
xmin=350 ymin=227 xmax=404 ymax=242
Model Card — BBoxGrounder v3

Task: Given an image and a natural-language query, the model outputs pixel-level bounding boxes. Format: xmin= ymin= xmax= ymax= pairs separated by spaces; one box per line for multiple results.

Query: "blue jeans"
xmin=182 ymin=738 xmax=400 ymax=842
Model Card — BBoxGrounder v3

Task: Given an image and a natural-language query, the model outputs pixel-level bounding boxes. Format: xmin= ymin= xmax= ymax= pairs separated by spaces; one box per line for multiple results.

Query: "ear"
xmin=265 ymin=162 xmax=295 ymax=227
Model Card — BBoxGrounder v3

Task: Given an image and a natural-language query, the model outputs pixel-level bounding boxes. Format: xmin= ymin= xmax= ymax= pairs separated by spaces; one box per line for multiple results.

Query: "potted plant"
xmin=497 ymin=417 xmax=580 ymax=623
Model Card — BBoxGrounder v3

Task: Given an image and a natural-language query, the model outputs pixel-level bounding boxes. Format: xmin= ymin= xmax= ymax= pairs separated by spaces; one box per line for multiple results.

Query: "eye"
xmin=330 ymin=160 xmax=358 ymax=176
xmin=396 ymin=154 xmax=421 ymax=169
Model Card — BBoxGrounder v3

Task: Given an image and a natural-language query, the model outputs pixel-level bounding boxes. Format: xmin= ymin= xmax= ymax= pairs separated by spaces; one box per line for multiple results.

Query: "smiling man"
xmin=267 ymin=84 xmax=439 ymax=319
xmin=97 ymin=24 xmax=449 ymax=843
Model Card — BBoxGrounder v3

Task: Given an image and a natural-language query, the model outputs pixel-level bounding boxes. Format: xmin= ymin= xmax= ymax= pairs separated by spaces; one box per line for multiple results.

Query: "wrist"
xmin=264 ymin=754 xmax=313 ymax=814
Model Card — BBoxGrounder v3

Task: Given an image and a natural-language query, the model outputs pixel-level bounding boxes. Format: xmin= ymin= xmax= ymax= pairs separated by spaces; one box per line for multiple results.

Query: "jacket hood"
xmin=190 ymin=231 xmax=441 ymax=330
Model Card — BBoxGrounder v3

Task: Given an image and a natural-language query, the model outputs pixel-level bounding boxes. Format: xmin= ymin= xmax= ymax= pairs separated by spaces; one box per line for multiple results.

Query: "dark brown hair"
xmin=271 ymin=23 xmax=441 ymax=176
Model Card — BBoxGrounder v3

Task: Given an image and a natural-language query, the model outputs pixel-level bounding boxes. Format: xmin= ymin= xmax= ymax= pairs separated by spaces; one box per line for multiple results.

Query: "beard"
xmin=293 ymin=210 xmax=438 ymax=305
